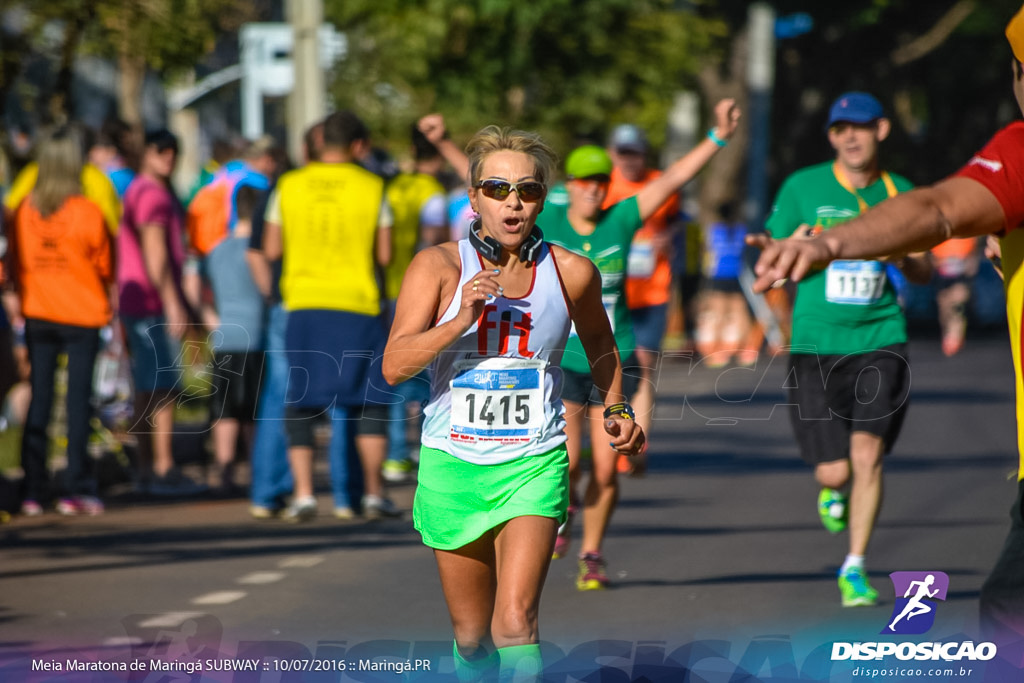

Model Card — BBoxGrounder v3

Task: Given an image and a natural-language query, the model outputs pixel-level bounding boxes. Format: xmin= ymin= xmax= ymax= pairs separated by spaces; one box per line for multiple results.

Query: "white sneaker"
xmin=333 ymin=505 xmax=355 ymax=520
xmin=282 ymin=497 xmax=318 ymax=523
xmin=362 ymin=494 xmax=400 ymax=520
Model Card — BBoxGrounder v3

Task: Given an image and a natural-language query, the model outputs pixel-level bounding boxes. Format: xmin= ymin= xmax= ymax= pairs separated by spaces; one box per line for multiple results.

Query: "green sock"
xmin=453 ymin=641 xmax=497 ymax=682
xmin=497 ymin=643 xmax=542 ymax=682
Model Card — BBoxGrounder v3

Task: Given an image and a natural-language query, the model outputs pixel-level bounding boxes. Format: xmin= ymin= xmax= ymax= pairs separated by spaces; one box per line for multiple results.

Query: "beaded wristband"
xmin=707 ymin=127 xmax=728 ymax=147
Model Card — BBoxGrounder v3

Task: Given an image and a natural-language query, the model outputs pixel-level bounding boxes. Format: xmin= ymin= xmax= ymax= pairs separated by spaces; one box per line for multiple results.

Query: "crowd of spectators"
xmin=0 ymin=108 xmax=999 ymax=522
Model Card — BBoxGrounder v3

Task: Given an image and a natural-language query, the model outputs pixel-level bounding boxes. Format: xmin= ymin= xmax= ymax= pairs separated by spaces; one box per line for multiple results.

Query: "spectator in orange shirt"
xmin=930 ymin=236 xmax=981 ymax=356
xmin=603 ymin=124 xmax=679 ymax=473
xmin=8 ymin=127 xmax=114 ymax=516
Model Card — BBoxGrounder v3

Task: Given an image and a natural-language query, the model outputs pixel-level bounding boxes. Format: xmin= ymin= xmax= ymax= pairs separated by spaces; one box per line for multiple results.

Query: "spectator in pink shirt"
xmin=118 ymin=129 xmax=202 ymax=496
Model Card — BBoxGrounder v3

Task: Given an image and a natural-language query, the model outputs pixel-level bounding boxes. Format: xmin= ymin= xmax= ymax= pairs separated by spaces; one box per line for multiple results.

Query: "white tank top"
xmin=420 ymin=239 xmax=572 ymax=464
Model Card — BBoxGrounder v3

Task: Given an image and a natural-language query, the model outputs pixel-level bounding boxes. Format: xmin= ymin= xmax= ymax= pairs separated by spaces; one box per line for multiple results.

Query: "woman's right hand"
xmin=454 ymin=268 xmax=503 ymax=330
xmin=163 ymin=296 xmax=191 ymax=339
xmin=418 ymin=113 xmax=448 ymax=145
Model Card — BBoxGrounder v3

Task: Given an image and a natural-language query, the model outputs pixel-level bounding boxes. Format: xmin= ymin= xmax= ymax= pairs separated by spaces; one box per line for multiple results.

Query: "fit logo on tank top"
xmin=477 ymin=306 xmax=534 ymax=358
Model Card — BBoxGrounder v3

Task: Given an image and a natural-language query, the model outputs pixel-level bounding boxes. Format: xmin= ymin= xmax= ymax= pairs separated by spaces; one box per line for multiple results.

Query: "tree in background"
xmin=686 ymin=0 xmax=1022 ymax=226
xmin=326 ymin=0 xmax=726 ymax=155
xmin=327 ymin=0 xmax=1024 ymax=222
xmin=91 ymin=0 xmax=258 ymax=129
xmin=753 ymin=0 xmax=1022 ymax=204
xmin=0 ymin=0 xmax=259 ymax=146
xmin=4 ymin=0 xmax=1021 ymax=213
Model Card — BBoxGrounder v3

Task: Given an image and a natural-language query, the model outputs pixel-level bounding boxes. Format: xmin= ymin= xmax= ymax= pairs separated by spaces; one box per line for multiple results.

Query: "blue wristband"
xmin=707 ymin=127 xmax=728 ymax=147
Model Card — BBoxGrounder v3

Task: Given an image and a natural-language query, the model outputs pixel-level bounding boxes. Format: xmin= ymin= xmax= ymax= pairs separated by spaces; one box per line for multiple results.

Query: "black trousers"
xmin=20 ymin=318 xmax=100 ymax=502
xmin=980 ymin=478 xmax=1024 ymax=642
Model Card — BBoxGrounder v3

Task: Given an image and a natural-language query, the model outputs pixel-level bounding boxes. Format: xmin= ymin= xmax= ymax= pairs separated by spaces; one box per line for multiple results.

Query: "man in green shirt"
xmin=765 ymin=92 xmax=930 ymax=608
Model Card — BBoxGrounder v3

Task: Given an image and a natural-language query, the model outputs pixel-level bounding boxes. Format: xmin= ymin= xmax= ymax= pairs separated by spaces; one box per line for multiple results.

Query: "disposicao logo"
xmin=882 ymin=571 xmax=949 ymax=635
xmin=831 ymin=571 xmax=998 ymax=664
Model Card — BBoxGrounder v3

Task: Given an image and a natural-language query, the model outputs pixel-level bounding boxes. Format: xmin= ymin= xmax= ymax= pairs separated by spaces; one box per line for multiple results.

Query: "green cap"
xmin=565 ymin=145 xmax=612 ymax=179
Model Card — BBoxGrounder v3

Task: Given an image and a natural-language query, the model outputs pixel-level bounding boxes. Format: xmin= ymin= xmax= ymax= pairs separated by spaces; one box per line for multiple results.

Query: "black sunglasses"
xmin=476 ymin=179 xmax=546 ymax=203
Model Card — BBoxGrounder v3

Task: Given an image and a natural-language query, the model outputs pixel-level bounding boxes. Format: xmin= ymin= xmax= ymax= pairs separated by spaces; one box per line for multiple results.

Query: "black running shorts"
xmin=787 ymin=344 xmax=910 ymax=465
xmin=560 ymin=353 xmax=643 ymax=406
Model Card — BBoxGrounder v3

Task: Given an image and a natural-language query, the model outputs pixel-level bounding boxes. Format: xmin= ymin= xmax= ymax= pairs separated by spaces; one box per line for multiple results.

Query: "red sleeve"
xmin=954 ymin=121 xmax=1024 ymax=232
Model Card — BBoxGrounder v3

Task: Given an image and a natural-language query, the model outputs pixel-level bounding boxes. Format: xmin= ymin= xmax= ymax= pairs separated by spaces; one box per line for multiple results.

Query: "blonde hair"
xmin=32 ymin=128 xmax=83 ymax=218
xmin=466 ymin=126 xmax=557 ymax=188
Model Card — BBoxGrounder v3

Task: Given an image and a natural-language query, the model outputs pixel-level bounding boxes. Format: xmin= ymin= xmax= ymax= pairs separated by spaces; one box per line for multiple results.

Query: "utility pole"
xmin=287 ymin=0 xmax=326 ymax=164
xmin=739 ymin=5 xmax=813 ymax=350
xmin=745 ymin=2 xmax=775 ymax=231
xmin=745 ymin=6 xmax=813 ymax=229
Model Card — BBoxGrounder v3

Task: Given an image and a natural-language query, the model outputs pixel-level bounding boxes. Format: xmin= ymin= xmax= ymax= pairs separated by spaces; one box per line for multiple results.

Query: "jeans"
xmin=386 ymin=371 xmax=430 ymax=463
xmin=121 ymin=313 xmax=180 ymax=393
xmin=250 ymin=305 xmax=362 ymax=509
xmin=21 ymin=319 xmax=101 ymax=501
xmin=328 ymin=404 xmax=362 ymax=508
xmin=249 ymin=305 xmax=292 ymax=508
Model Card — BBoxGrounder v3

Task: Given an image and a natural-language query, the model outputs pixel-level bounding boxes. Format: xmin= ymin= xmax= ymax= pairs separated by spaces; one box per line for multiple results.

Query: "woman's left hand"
xmin=604 ymin=417 xmax=646 ymax=456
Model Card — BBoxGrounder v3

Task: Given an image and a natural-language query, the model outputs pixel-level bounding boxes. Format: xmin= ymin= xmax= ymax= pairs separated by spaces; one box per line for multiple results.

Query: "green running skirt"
xmin=413 ymin=445 xmax=569 ymax=550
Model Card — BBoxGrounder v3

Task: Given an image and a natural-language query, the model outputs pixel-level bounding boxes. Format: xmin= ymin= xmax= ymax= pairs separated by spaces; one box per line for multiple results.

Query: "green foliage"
xmin=87 ymin=0 xmax=254 ymax=76
xmin=5 ymin=0 xmax=252 ymax=75
xmin=1 ymin=0 xmax=258 ymax=124
xmin=326 ymin=0 xmax=725 ymax=156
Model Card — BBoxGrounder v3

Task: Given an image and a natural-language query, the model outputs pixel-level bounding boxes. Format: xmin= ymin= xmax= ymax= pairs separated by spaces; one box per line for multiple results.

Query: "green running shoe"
xmin=382 ymin=458 xmax=414 ymax=483
xmin=838 ymin=566 xmax=878 ymax=607
xmin=818 ymin=488 xmax=848 ymax=534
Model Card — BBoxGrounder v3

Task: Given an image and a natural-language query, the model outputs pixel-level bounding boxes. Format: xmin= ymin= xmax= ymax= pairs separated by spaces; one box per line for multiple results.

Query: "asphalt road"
xmin=1 ymin=332 xmax=1020 ymax=682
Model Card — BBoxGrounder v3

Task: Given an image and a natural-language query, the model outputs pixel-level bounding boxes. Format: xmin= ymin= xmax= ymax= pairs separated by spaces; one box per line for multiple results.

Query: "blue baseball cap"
xmin=826 ymin=92 xmax=884 ymax=128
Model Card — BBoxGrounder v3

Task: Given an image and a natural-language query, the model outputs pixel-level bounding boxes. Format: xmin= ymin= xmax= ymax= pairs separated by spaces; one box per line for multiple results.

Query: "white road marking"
xmin=191 ymin=590 xmax=247 ymax=605
xmin=238 ymin=571 xmax=286 ymax=585
xmin=103 ymin=637 xmax=144 ymax=646
xmin=279 ymin=556 xmax=324 ymax=568
xmin=137 ymin=557 xmax=321 ymax=620
xmin=138 ymin=612 xmax=205 ymax=628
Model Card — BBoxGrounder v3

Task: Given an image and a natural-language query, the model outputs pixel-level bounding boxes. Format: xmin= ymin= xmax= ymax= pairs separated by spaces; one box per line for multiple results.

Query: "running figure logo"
xmin=882 ymin=571 xmax=949 ymax=635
